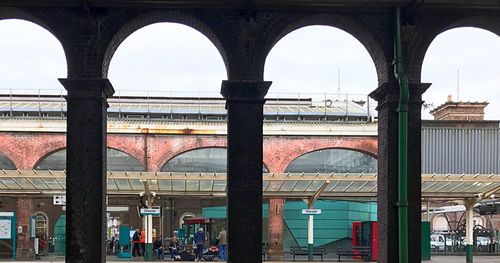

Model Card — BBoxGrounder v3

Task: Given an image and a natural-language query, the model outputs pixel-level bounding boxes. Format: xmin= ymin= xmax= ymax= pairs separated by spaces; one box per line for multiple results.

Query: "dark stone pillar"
xmin=267 ymin=198 xmax=284 ymax=261
xmin=59 ymin=78 xmax=114 ymax=263
xmin=221 ymin=80 xmax=270 ymax=263
xmin=369 ymin=82 xmax=429 ymax=263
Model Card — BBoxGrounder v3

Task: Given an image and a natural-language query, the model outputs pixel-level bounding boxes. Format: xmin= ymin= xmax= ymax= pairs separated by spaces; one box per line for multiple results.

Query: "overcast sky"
xmin=0 ymin=19 xmax=499 ymax=119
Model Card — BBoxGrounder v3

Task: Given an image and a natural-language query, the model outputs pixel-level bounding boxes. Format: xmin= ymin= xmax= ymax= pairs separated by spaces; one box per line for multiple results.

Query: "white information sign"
xmin=302 ymin=209 xmax=322 ymax=215
xmin=0 ymin=219 xmax=12 ymax=239
xmin=140 ymin=208 xmax=161 ymax=216
xmin=53 ymin=195 xmax=66 ymax=205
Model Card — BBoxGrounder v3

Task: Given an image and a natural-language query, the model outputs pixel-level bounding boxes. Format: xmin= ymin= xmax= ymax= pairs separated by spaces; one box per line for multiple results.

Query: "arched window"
xmin=32 ymin=212 xmax=49 ymax=241
xmin=0 ymin=152 xmax=16 ymax=169
xmin=161 ymin=148 xmax=268 ymax=173
xmin=36 ymin=148 xmax=144 ymax=171
xmin=285 ymin=148 xmax=376 ymax=173
xmin=162 ymin=148 xmax=227 ymax=173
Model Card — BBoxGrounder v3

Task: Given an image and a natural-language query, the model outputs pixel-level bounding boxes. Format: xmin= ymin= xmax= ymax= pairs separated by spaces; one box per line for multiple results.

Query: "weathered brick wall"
xmin=0 ymin=132 xmax=377 ymax=173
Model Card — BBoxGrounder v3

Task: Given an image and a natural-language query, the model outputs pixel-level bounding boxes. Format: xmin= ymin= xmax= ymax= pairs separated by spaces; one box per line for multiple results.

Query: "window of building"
xmin=35 ymin=148 xmax=144 ymax=171
xmin=285 ymin=148 xmax=377 ymax=173
xmin=0 ymin=153 xmax=16 ymax=169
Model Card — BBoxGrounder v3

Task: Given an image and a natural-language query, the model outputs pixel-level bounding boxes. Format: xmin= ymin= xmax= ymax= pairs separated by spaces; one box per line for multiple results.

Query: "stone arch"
xmin=283 ymin=147 xmax=377 ymax=173
xmin=256 ymin=13 xmax=389 ymax=85
xmin=103 ymin=10 xmax=230 ymax=79
xmin=0 ymin=7 xmax=69 ymax=77
xmin=409 ymin=15 xmax=500 ymax=83
xmin=179 ymin=212 xmax=197 ymax=227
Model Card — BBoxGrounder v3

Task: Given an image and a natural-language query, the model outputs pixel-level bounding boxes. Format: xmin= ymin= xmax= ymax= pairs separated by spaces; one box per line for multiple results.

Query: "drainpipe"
xmin=394 ymin=7 xmax=410 ymax=263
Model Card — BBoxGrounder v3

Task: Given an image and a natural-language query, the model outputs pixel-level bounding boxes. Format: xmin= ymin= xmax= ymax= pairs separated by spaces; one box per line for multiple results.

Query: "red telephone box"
xmin=352 ymin=221 xmax=378 ymax=261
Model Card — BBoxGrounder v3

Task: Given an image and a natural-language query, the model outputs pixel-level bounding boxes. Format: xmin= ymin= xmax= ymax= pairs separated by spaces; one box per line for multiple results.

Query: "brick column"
xmin=369 ymin=82 xmax=429 ymax=263
xmin=221 ymin=80 xmax=270 ymax=263
xmin=16 ymin=197 xmax=35 ymax=259
xmin=267 ymin=198 xmax=284 ymax=261
xmin=59 ymin=78 xmax=114 ymax=263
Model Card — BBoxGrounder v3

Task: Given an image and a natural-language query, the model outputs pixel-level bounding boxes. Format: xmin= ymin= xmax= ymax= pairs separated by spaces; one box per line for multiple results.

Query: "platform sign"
xmin=53 ymin=195 xmax=66 ymax=205
xmin=140 ymin=208 xmax=160 ymax=216
xmin=302 ymin=209 xmax=321 ymax=215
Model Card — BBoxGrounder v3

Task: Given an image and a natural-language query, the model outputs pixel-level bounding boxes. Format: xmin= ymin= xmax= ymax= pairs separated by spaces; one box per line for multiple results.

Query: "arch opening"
xmin=285 ymin=148 xmax=377 ymax=173
xmin=35 ymin=148 xmax=144 ymax=171
xmin=0 ymin=19 xmax=67 ymax=95
xmin=0 ymin=152 xmax=16 ymax=169
xmin=422 ymin=27 xmax=500 ymax=120
xmin=108 ymin=22 xmax=227 ymax=97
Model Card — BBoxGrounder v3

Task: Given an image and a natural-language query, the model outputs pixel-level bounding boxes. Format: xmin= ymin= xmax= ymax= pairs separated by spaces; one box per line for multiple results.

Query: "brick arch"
xmin=150 ymin=136 xmax=227 ymax=172
xmin=103 ymin=10 xmax=230 ymax=79
xmin=107 ymin=135 xmax=146 ymax=170
xmin=0 ymin=7 xmax=69 ymax=76
xmin=408 ymin=14 xmax=500 ymax=84
xmin=0 ymin=147 xmax=18 ymax=170
xmin=256 ymin=13 xmax=389 ymax=86
xmin=263 ymin=137 xmax=377 ymax=173
xmin=33 ymin=146 xmax=66 ymax=170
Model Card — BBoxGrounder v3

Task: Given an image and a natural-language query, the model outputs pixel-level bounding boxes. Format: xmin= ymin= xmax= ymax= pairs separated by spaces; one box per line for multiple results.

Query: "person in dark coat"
xmin=132 ymin=229 xmax=142 ymax=257
xmin=153 ymin=236 xmax=164 ymax=261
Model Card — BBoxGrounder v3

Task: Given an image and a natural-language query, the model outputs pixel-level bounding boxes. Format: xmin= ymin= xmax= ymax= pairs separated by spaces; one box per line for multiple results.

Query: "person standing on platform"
xmin=194 ymin=228 xmax=205 ymax=261
xmin=217 ymin=226 xmax=227 ymax=261
xmin=140 ymin=229 xmax=146 ymax=256
xmin=132 ymin=229 xmax=142 ymax=257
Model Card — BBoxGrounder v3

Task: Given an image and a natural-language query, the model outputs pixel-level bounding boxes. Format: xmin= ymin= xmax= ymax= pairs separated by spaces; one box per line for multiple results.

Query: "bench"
xmin=290 ymin=246 xmax=326 ymax=261
xmin=336 ymin=246 xmax=371 ymax=262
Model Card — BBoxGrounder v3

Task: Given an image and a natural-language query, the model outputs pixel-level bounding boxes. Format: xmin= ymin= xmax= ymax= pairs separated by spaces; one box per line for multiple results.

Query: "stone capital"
xmin=220 ymin=80 xmax=271 ymax=102
xmin=59 ymin=78 xmax=115 ymax=99
xmin=369 ymin=82 xmax=431 ymax=110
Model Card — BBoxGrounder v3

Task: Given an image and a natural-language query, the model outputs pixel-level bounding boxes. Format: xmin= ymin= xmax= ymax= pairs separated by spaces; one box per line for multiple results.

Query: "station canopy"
xmin=1 ymin=170 xmax=500 ymax=200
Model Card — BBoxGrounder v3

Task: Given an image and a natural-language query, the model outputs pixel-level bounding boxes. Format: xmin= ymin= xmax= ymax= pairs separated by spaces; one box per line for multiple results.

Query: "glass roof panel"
xmin=424 ymin=182 xmax=449 ymax=192
xmin=29 ymin=178 xmax=48 ymax=189
xmin=344 ymin=181 xmax=367 ymax=192
xmin=292 ymin=181 xmax=312 ymax=192
xmin=107 ymin=179 xmax=118 ymax=190
xmin=158 ymin=179 xmax=172 ymax=191
xmin=115 ymin=179 xmax=131 ymax=190
xmin=306 ymin=181 xmax=324 ymax=192
xmin=172 ymin=180 xmax=186 ymax=191
xmin=186 ymin=180 xmax=199 ymax=191
xmin=212 ymin=181 xmax=226 ymax=191
xmin=358 ymin=181 xmax=377 ymax=192
xmin=129 ymin=179 xmax=144 ymax=190
xmin=57 ymin=178 xmax=66 ymax=189
xmin=263 ymin=181 xmax=269 ymax=191
xmin=12 ymin=178 xmax=35 ymax=189
xmin=0 ymin=178 xmax=21 ymax=189
xmin=199 ymin=180 xmax=214 ymax=191
xmin=43 ymin=178 xmax=63 ymax=189
xmin=437 ymin=182 xmax=464 ymax=192
xmin=279 ymin=181 xmax=298 ymax=191
xmin=266 ymin=181 xmax=284 ymax=191
xmin=331 ymin=181 xmax=354 ymax=192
